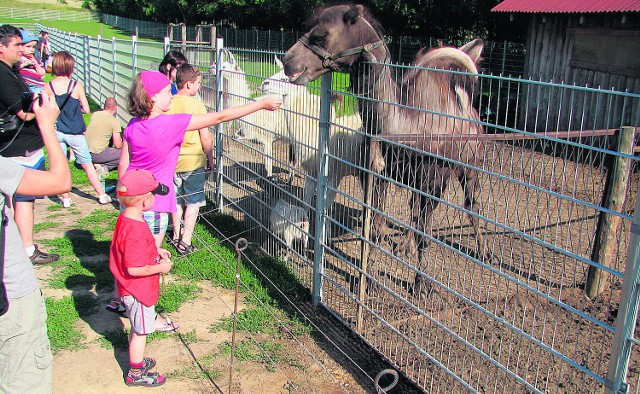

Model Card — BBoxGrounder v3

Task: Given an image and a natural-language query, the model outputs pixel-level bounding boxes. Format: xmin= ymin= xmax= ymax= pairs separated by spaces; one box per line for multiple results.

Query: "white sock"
xmin=25 ymin=245 xmax=36 ymax=257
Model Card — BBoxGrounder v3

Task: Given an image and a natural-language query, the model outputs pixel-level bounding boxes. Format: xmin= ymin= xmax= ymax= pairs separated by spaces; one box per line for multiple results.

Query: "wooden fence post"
xmin=181 ymin=23 xmax=187 ymax=53
xmin=586 ymin=126 xmax=636 ymax=299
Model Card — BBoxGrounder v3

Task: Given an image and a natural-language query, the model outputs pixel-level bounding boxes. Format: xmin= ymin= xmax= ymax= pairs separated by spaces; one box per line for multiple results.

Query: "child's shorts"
xmin=56 ymin=132 xmax=92 ymax=165
xmin=142 ymin=211 xmax=169 ymax=235
xmin=174 ymin=167 xmax=207 ymax=208
xmin=122 ymin=295 xmax=157 ymax=335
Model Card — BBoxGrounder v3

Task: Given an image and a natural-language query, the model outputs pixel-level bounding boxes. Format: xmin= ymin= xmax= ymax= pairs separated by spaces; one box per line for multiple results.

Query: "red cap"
xmin=118 ymin=169 xmax=169 ymax=196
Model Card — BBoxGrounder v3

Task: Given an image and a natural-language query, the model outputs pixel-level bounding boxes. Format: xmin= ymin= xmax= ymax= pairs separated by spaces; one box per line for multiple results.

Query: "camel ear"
xmin=344 ymin=5 xmax=364 ymax=25
xmin=275 ymin=56 xmax=284 ymax=70
xmin=460 ymin=38 xmax=484 ymax=63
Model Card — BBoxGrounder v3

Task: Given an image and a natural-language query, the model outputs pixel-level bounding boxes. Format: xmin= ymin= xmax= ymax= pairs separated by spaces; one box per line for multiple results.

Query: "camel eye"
xmin=311 ymin=35 xmax=327 ymax=47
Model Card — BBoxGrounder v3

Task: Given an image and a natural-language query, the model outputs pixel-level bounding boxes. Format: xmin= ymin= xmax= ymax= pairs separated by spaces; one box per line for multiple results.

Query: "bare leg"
xmin=171 ymin=204 xmax=184 ymax=242
xmin=128 ymin=331 xmax=147 ymax=364
xmin=14 ymin=200 xmax=34 ymax=249
xmin=180 ymin=206 xmax=200 ymax=246
xmin=80 ymin=163 xmax=106 ymax=196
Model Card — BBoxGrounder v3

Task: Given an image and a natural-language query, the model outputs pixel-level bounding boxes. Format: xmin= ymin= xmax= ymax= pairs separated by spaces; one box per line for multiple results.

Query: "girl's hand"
xmin=157 ymin=248 xmax=171 ymax=259
xmin=157 ymin=259 xmax=173 ymax=274
xmin=258 ymin=97 xmax=283 ymax=111
xmin=33 ymin=91 xmax=60 ymax=129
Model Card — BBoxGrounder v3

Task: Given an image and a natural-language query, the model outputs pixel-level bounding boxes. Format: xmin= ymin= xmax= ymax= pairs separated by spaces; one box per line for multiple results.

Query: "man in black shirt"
xmin=0 ymin=25 xmax=59 ymax=264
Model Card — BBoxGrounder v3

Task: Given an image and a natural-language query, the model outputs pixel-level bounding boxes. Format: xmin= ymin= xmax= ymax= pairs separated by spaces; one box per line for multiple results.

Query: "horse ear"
xmin=275 ymin=56 xmax=284 ymax=70
xmin=344 ymin=5 xmax=364 ymax=25
xmin=460 ymin=38 xmax=484 ymax=63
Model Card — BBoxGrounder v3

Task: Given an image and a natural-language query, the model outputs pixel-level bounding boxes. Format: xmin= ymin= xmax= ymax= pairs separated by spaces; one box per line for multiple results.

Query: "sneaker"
xmin=125 ymin=370 xmax=166 ymax=387
xmin=30 ymin=245 xmax=59 ymax=265
xmin=61 ymin=198 xmax=72 ymax=208
xmin=98 ymin=195 xmax=112 ymax=205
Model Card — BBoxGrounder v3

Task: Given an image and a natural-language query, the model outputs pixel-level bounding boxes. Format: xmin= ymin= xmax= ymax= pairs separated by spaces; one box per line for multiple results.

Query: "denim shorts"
xmin=56 ymin=131 xmax=92 ymax=165
xmin=174 ymin=167 xmax=207 ymax=207
xmin=13 ymin=158 xmax=45 ymax=203
xmin=142 ymin=211 xmax=169 ymax=235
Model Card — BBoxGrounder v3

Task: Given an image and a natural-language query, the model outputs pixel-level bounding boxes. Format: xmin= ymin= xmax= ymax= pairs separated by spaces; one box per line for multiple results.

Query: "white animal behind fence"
xmin=216 ymin=49 xmax=288 ymax=178
xmin=262 ymin=57 xmax=364 ymax=243
xmin=269 ymin=199 xmax=309 ymax=260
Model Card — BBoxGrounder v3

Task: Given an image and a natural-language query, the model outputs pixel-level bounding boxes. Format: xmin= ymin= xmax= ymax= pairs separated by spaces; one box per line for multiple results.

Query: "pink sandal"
xmin=155 ymin=317 xmax=179 ymax=332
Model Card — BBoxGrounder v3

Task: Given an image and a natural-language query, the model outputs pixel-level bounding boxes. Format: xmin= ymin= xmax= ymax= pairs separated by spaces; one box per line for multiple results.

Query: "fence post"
xmin=131 ymin=34 xmax=138 ymax=76
xmin=605 ymin=175 xmax=640 ymax=394
xmin=502 ymin=41 xmax=507 ymax=76
xmin=587 ymin=126 xmax=635 ymax=299
xmin=97 ymin=35 xmax=103 ymax=103
xmin=214 ymin=38 xmax=225 ymax=212
xmin=209 ymin=26 xmax=216 ymax=69
xmin=181 ymin=23 xmax=187 ymax=53
xmin=163 ymin=36 xmax=170 ymax=56
xmin=168 ymin=24 xmax=174 ymax=43
xmin=83 ymin=35 xmax=90 ymax=97
xmin=112 ymin=37 xmax=117 ymax=101
xmin=310 ymin=73 xmax=332 ymax=305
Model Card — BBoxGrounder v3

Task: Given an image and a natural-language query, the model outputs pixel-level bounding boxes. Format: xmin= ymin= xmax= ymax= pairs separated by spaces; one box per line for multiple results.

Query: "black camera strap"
xmin=0 ymin=196 xmax=9 ymax=316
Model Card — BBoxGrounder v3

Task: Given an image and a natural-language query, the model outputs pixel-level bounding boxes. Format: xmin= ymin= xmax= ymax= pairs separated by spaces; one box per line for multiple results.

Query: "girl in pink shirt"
xmin=118 ymin=70 xmax=282 ymax=247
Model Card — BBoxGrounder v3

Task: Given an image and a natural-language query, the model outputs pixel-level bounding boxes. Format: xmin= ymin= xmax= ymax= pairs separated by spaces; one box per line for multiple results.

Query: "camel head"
xmin=283 ymin=4 xmax=385 ymax=85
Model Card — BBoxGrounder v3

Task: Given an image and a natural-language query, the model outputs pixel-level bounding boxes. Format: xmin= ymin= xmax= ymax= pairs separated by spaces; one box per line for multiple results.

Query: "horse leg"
xmin=413 ymin=165 xmax=452 ymax=299
xmin=457 ymin=167 xmax=492 ymax=263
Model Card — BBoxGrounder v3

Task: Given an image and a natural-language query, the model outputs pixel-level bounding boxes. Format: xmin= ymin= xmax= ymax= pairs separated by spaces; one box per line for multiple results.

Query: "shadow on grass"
xmin=64 ymin=229 xmax=130 ymax=374
xmin=199 ymin=211 xmax=422 ymax=393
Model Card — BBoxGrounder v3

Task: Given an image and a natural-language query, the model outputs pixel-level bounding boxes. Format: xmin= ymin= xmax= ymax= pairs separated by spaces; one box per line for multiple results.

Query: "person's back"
xmin=45 ymin=51 xmax=111 ymax=207
xmin=85 ymin=97 xmax=122 ymax=170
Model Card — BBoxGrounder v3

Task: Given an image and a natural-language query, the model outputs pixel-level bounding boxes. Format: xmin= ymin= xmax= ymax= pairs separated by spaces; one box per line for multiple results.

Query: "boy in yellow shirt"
xmin=167 ymin=64 xmax=214 ymax=254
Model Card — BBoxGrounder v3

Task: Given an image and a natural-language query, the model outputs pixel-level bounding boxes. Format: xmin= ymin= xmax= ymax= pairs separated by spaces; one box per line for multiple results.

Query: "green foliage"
xmin=45 ymin=296 xmax=85 ymax=352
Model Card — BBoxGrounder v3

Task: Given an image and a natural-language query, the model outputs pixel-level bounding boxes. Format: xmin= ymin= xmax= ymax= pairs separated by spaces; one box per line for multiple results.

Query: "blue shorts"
xmin=56 ymin=132 xmax=92 ymax=165
xmin=174 ymin=167 xmax=207 ymax=207
xmin=142 ymin=211 xmax=169 ymax=235
xmin=14 ymin=158 xmax=46 ymax=202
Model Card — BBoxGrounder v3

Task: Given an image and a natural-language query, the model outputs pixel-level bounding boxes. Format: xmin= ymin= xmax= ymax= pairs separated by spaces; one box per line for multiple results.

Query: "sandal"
xmin=155 ymin=317 xmax=180 ymax=332
xmin=125 ymin=370 xmax=166 ymax=387
xmin=105 ymin=297 xmax=126 ymax=314
xmin=143 ymin=357 xmax=156 ymax=372
xmin=176 ymin=240 xmax=196 ymax=255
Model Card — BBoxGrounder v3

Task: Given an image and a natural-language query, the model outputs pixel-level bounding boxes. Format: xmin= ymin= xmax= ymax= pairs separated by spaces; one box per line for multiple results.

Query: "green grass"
xmin=34 ymin=221 xmax=58 ymax=232
xmin=45 ymin=296 xmax=84 ymax=352
xmin=0 ymin=18 xmax=135 ymax=40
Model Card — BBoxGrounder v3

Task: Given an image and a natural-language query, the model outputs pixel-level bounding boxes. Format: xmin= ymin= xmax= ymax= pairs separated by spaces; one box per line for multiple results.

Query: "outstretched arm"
xmin=16 ymin=91 xmax=72 ymax=196
xmin=186 ymin=96 xmax=282 ymax=131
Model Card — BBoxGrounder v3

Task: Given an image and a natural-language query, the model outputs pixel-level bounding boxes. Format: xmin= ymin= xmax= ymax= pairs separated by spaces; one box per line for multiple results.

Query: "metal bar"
xmin=311 ymin=72 xmax=332 ymax=306
xmin=605 ymin=180 xmax=640 ymax=393
xmin=214 ymin=38 xmax=225 ymax=213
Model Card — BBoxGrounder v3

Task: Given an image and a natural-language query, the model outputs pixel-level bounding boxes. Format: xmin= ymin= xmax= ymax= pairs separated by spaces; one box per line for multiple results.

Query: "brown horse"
xmin=283 ymin=4 xmax=490 ymax=297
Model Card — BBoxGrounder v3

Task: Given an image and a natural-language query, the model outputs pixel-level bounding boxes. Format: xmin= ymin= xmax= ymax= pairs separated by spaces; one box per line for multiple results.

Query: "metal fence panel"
xmin=40 ymin=29 xmax=640 ymax=393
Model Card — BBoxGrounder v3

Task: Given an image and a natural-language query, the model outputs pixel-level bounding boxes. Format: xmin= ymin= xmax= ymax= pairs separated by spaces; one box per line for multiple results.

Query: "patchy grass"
xmin=46 ymin=296 xmax=84 ymax=352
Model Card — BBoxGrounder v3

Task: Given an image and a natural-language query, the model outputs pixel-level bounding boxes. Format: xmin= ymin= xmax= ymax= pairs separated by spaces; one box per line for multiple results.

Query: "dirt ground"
xmin=33 ymin=185 xmax=410 ymax=393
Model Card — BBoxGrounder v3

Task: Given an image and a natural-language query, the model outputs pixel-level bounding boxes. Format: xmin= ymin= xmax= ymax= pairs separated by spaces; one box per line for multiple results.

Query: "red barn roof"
xmin=492 ymin=0 xmax=640 ymax=13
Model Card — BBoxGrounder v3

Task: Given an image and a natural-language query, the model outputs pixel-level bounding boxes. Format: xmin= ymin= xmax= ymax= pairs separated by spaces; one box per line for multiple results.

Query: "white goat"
xmin=261 ymin=58 xmax=364 ymax=243
xmin=269 ymin=198 xmax=309 ymax=260
xmin=216 ymin=50 xmax=288 ymax=178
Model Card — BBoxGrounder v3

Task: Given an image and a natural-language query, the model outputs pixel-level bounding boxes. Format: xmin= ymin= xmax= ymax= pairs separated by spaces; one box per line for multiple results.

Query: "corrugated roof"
xmin=492 ymin=0 xmax=640 ymax=13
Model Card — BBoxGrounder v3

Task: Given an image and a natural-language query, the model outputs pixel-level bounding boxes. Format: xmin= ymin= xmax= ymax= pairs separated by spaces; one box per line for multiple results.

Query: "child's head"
xmin=20 ymin=30 xmax=38 ymax=57
xmin=175 ymin=64 xmax=202 ymax=95
xmin=127 ymin=71 xmax=171 ymax=118
xmin=159 ymin=50 xmax=187 ymax=82
xmin=117 ymin=169 xmax=169 ymax=210
xmin=51 ymin=51 xmax=75 ymax=77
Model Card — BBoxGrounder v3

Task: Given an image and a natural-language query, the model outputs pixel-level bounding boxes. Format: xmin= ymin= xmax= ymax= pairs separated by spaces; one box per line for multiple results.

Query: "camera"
xmin=21 ymin=92 xmax=43 ymax=113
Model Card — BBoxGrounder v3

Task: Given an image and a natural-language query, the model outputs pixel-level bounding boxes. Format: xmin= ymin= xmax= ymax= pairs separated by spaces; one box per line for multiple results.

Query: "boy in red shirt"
xmin=109 ymin=169 xmax=179 ymax=387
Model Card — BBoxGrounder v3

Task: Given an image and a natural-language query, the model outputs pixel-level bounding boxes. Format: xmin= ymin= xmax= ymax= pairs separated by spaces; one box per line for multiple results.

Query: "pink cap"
xmin=118 ymin=169 xmax=169 ymax=196
xmin=140 ymin=71 xmax=171 ymax=98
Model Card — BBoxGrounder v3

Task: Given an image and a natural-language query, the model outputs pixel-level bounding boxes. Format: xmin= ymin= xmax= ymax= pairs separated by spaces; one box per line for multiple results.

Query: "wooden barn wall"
xmin=521 ymin=13 xmax=640 ymax=132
